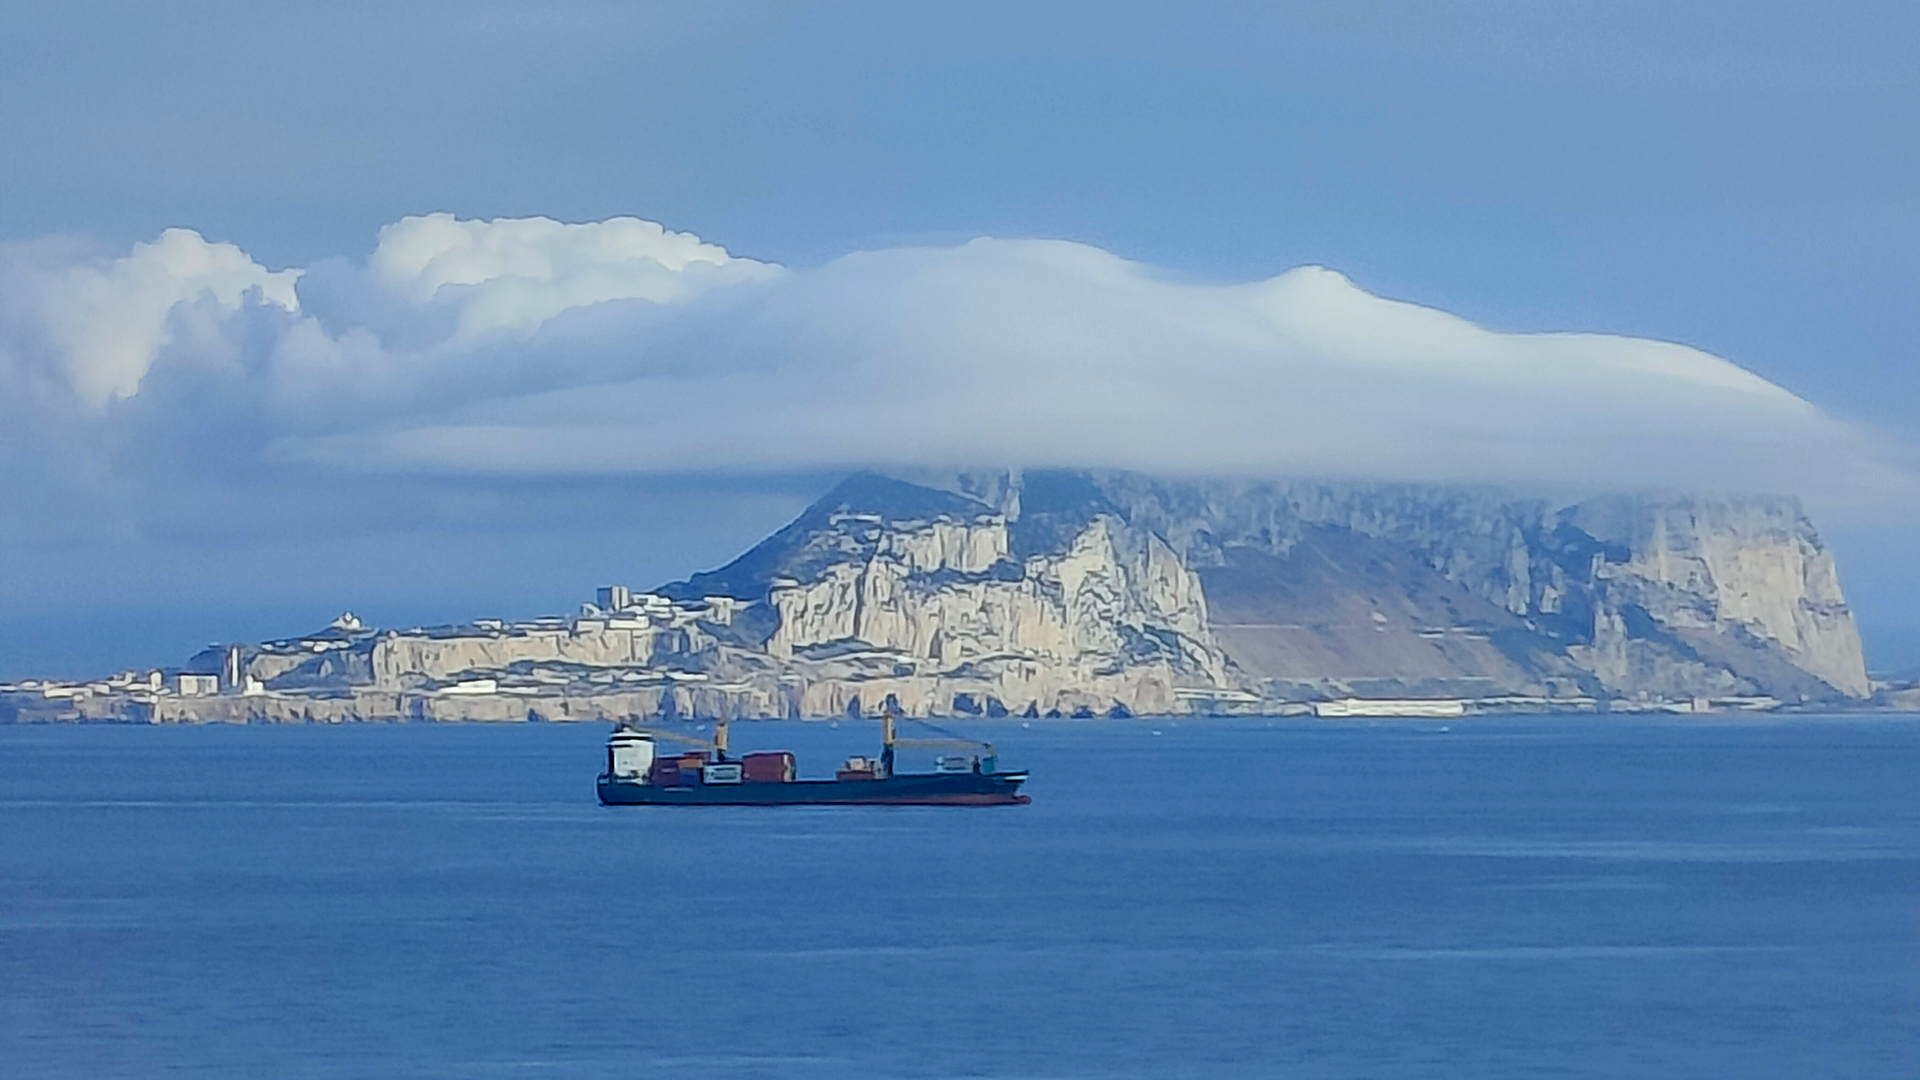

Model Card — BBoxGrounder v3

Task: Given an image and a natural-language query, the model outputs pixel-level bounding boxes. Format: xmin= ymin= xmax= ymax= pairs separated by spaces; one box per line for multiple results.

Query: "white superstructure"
xmin=606 ymin=730 xmax=656 ymax=781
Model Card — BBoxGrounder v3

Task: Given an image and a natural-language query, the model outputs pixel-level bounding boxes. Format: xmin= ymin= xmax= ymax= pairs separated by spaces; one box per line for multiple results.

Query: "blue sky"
xmin=3 ymin=1 xmax=1918 ymax=676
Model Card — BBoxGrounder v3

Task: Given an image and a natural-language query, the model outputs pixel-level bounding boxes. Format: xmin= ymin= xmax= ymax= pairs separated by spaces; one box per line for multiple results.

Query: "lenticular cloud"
xmin=0 ymin=213 xmax=1905 ymax=506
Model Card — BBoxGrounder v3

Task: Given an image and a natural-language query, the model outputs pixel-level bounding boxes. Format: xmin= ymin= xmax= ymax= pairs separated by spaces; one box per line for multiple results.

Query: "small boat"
xmin=596 ymin=714 xmax=1030 ymax=807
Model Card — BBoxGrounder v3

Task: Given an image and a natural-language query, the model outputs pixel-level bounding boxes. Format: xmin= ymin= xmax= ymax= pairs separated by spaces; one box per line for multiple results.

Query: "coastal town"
xmin=7 ymin=592 xmax=1911 ymax=727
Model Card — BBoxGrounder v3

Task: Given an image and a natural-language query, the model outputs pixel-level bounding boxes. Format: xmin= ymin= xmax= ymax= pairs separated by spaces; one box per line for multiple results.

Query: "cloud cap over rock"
xmin=0 ymin=214 xmax=1909 ymax=514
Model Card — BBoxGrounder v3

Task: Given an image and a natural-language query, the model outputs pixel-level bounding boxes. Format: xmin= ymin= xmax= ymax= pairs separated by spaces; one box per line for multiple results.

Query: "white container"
xmin=701 ymin=763 xmax=743 ymax=785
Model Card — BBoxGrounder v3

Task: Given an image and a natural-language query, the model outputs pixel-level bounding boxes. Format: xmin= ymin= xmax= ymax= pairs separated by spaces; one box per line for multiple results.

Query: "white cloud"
xmin=365 ymin=212 xmax=781 ymax=341
xmin=0 ymin=215 xmax=1911 ymax=517
xmin=273 ymin=236 xmax=1901 ymax=503
xmin=16 ymin=228 xmax=300 ymax=407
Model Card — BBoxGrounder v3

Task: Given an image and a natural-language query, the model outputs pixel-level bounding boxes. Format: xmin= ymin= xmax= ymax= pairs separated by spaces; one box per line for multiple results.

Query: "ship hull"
xmin=597 ymin=771 xmax=1029 ymax=806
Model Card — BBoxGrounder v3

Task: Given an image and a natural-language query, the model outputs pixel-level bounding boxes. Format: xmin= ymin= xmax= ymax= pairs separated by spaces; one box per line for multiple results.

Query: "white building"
xmin=1314 ymin=697 xmax=1466 ymax=719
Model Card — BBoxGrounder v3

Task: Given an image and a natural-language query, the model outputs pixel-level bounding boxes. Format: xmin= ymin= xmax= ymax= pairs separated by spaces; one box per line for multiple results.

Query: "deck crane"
xmin=880 ymin=710 xmax=998 ymax=776
xmin=617 ymin=719 xmax=733 ymax=758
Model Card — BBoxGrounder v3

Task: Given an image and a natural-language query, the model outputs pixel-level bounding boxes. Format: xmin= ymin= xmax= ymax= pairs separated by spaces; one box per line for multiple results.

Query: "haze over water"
xmin=5 ymin=717 xmax=1918 ymax=1079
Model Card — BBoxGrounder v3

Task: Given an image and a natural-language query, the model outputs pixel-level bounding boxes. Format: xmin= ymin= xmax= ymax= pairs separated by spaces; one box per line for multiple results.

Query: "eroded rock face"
xmin=973 ymin=471 xmax=1869 ymax=704
xmin=1563 ymin=496 xmax=1868 ymax=698
xmin=649 ymin=470 xmax=1866 ymax=712
xmin=39 ymin=470 xmax=1867 ymax=724
xmin=1052 ymin=470 xmax=1858 ymax=699
xmin=711 ymin=478 xmax=1230 ymax=715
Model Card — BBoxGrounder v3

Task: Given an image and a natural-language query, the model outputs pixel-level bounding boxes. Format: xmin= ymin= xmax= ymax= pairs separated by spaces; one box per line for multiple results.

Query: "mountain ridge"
xmin=666 ymin=468 xmax=1869 ymax=705
xmin=1 ymin=470 xmax=1871 ymax=723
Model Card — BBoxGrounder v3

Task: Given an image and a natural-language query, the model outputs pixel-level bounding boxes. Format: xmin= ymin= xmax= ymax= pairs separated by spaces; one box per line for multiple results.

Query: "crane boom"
xmin=877 ymin=708 xmax=998 ymax=775
xmin=890 ymin=737 xmax=993 ymax=750
xmin=629 ymin=726 xmax=717 ymax=749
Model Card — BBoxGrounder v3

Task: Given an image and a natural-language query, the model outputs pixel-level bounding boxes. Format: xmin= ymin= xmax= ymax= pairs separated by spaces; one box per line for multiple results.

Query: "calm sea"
xmin=3 ymin=717 xmax=1917 ymax=1079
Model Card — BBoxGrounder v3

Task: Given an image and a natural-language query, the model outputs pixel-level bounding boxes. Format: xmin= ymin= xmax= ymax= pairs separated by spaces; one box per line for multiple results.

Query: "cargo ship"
xmin=596 ymin=715 xmax=1029 ymax=806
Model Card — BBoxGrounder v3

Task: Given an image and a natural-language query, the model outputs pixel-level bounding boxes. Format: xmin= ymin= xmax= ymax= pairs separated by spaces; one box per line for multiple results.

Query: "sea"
xmin=3 ymin=716 xmax=1917 ymax=1079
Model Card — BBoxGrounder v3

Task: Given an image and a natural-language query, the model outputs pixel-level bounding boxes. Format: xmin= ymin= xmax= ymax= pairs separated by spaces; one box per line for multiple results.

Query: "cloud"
xmin=364 ymin=212 xmax=781 ymax=341
xmin=1 ymin=228 xmax=299 ymax=407
xmin=276 ymin=234 xmax=1904 ymax=504
xmin=0 ymin=214 xmax=1911 ymax=525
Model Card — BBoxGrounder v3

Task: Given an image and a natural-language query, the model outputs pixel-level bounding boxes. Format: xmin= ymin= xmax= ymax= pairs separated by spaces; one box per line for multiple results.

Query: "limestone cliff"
xmin=666 ymin=472 xmax=1231 ymax=716
xmin=1558 ymin=495 xmax=1869 ymax=698
xmin=13 ymin=470 xmax=1870 ymax=724
xmin=945 ymin=471 xmax=1869 ymax=704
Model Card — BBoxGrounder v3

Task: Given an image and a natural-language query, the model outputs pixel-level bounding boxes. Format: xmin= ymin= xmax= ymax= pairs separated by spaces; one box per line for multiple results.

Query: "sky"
xmin=2 ymin=1 xmax=1918 ymax=677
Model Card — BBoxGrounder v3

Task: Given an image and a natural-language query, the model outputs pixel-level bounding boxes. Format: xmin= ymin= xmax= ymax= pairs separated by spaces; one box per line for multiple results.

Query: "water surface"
xmin=3 ymin=717 xmax=1917 ymax=1078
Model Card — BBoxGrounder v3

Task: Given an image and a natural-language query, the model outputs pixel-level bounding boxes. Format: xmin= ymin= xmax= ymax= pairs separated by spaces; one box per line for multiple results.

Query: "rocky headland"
xmin=1 ymin=470 xmax=1882 ymax=723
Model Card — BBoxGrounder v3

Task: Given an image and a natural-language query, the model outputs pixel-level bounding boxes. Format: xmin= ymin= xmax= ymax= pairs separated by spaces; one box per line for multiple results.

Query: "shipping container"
xmin=651 ymin=754 xmax=704 ymax=784
xmin=740 ymin=751 xmax=795 ymax=783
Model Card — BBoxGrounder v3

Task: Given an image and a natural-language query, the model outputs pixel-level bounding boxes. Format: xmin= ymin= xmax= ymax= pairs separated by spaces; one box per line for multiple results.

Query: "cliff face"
xmin=637 ymin=469 xmax=1866 ymax=713
xmin=964 ymin=472 xmax=1869 ymax=703
xmin=670 ymin=473 xmax=1231 ymax=716
xmin=22 ymin=470 xmax=1868 ymax=724
xmin=1558 ymin=496 xmax=1868 ymax=698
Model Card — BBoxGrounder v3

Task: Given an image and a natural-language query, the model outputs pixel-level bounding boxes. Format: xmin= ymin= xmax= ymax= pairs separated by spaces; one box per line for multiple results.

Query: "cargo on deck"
xmin=597 ymin=715 xmax=1029 ymax=807
xmin=741 ymin=751 xmax=795 ymax=783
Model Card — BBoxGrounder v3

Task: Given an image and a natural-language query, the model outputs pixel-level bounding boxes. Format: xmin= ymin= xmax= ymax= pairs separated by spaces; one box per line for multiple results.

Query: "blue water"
xmin=3 ymin=717 xmax=1918 ymax=1079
